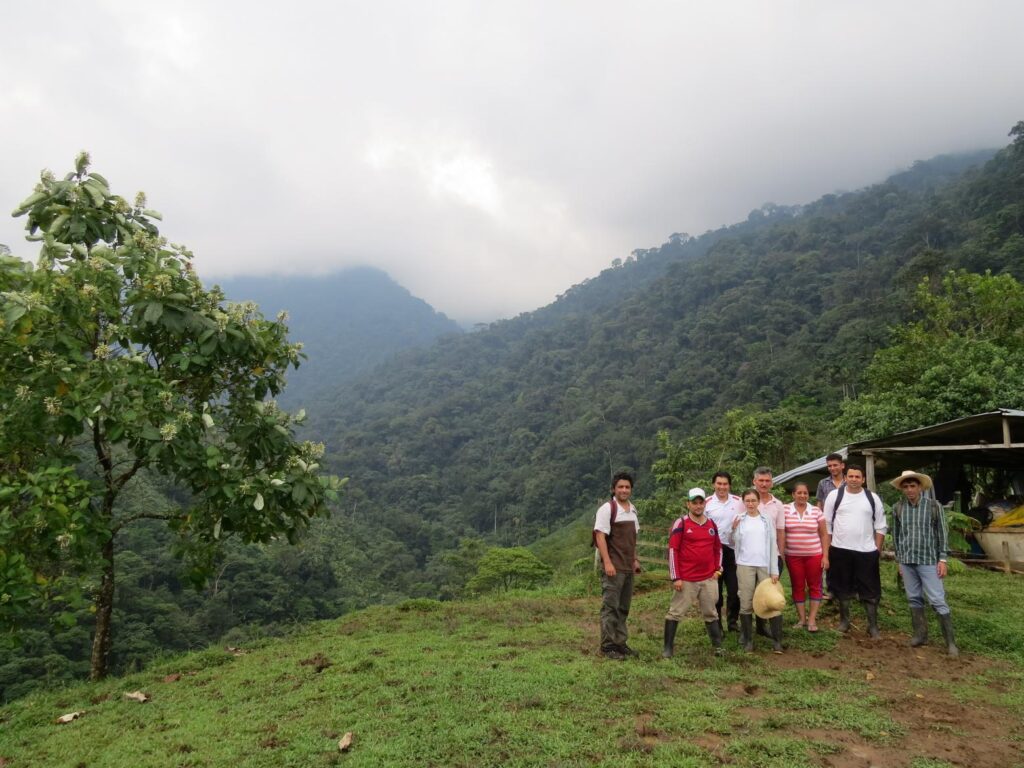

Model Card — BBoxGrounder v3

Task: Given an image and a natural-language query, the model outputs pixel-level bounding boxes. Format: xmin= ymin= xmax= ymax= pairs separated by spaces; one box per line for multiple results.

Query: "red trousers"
xmin=785 ymin=554 xmax=823 ymax=603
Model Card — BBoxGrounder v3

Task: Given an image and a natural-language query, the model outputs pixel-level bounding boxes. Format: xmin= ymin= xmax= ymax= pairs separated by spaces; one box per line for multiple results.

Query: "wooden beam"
xmin=859 ymin=443 xmax=1024 ymax=452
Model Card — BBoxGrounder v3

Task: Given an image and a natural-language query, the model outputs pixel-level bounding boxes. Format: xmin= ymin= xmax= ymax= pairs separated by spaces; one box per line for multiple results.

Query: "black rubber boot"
xmin=837 ymin=599 xmax=852 ymax=632
xmin=662 ymin=619 xmax=679 ymax=659
xmin=705 ymin=621 xmax=725 ymax=656
xmin=864 ymin=601 xmax=881 ymax=639
xmin=909 ymin=607 xmax=928 ymax=647
xmin=756 ymin=616 xmax=772 ymax=638
xmin=769 ymin=615 xmax=784 ymax=653
xmin=739 ymin=614 xmax=754 ymax=652
xmin=937 ymin=613 xmax=959 ymax=658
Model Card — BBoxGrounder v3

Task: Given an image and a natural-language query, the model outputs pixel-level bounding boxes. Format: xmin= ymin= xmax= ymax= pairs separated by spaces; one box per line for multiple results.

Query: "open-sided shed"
xmin=775 ymin=408 xmax=1024 ymax=498
xmin=775 ymin=409 xmax=1024 ymax=570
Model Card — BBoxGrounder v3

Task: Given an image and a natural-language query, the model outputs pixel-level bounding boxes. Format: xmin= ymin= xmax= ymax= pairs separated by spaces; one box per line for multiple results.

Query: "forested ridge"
xmin=219 ymin=267 xmax=462 ymax=409
xmin=317 ymin=141 xmax=1021 ymax=552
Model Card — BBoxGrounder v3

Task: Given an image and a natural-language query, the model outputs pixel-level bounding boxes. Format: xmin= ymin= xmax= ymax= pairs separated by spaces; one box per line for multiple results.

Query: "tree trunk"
xmin=89 ymin=536 xmax=116 ymax=681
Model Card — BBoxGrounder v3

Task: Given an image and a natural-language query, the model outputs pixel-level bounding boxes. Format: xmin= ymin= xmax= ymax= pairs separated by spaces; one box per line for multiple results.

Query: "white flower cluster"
xmin=300 ymin=441 xmax=326 ymax=460
xmin=153 ymin=274 xmax=173 ymax=293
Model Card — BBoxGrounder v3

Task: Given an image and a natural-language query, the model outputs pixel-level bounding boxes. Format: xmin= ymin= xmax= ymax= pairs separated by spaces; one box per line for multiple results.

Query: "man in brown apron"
xmin=593 ymin=472 xmax=641 ymax=660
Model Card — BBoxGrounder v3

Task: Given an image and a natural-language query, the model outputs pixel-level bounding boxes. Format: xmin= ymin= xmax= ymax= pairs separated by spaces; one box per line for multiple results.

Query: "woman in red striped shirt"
xmin=783 ymin=482 xmax=828 ymax=632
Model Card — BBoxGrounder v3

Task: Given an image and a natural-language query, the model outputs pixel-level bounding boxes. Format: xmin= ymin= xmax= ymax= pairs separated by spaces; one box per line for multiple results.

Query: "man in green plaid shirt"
xmin=890 ymin=470 xmax=959 ymax=657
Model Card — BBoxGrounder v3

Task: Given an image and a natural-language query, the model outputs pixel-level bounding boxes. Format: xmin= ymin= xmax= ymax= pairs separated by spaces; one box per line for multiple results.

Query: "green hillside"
xmin=312 ymin=134 xmax=1021 ymax=557
xmin=3 ymin=564 xmax=1022 ymax=767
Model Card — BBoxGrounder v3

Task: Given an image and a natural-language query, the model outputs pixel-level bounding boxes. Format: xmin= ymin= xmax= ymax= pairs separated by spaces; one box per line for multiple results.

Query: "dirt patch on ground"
xmin=573 ymin=597 xmax=1021 ymax=766
xmin=765 ymin=630 xmax=1021 ymax=767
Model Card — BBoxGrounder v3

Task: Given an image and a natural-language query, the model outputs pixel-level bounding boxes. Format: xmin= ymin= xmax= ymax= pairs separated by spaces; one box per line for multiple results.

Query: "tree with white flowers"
xmin=0 ymin=154 xmax=343 ymax=679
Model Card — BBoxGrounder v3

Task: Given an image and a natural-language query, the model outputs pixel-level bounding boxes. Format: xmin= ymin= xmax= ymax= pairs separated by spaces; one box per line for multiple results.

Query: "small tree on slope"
xmin=0 ymin=154 xmax=343 ymax=679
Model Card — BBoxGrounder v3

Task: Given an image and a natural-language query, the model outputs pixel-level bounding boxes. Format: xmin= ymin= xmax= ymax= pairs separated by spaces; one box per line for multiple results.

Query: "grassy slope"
xmin=2 ymin=565 xmax=1022 ymax=768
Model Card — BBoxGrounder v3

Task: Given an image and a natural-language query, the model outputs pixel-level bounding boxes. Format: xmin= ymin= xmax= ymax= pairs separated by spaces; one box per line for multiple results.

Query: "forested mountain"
xmin=219 ymin=267 xmax=462 ymax=409
xmin=314 ymin=138 xmax=1021 ymax=555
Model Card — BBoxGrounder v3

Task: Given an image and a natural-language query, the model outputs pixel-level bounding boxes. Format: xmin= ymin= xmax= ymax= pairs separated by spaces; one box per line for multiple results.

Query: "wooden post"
xmin=864 ymin=451 xmax=877 ymax=491
xmin=1003 ymin=416 xmax=1012 ymax=448
xmin=1002 ymin=540 xmax=1012 ymax=575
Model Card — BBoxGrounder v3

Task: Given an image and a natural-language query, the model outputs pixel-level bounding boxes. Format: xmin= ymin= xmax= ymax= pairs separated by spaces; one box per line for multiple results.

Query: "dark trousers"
xmin=828 ymin=546 xmax=881 ymax=603
xmin=716 ymin=545 xmax=740 ymax=627
xmin=600 ymin=571 xmax=634 ymax=651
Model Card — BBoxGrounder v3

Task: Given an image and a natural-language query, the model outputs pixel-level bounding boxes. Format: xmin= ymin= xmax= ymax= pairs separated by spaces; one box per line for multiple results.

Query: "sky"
xmin=2 ymin=2 xmax=1023 ymax=324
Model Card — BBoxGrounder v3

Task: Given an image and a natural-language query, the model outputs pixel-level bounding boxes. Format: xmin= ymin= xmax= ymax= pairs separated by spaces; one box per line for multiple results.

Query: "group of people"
xmin=592 ymin=455 xmax=959 ymax=661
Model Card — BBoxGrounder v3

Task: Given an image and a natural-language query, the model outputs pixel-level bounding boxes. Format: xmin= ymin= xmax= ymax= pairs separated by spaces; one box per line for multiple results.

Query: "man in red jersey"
xmin=663 ymin=488 xmax=724 ymax=658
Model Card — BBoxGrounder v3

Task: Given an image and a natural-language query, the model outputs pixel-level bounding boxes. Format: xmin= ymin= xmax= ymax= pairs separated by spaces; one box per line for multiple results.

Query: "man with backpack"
xmin=663 ymin=488 xmax=725 ymax=658
xmin=822 ymin=464 xmax=887 ymax=638
xmin=890 ymin=470 xmax=959 ymax=657
xmin=594 ymin=472 xmax=641 ymax=660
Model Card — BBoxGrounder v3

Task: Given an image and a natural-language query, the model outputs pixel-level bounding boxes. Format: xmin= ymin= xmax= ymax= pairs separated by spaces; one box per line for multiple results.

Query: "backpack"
xmin=591 ymin=498 xmax=619 ymax=548
xmin=828 ymin=485 xmax=878 ymax=529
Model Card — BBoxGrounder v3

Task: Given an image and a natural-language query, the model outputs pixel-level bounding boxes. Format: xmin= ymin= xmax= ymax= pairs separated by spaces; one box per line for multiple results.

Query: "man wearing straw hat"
xmin=890 ymin=470 xmax=959 ymax=657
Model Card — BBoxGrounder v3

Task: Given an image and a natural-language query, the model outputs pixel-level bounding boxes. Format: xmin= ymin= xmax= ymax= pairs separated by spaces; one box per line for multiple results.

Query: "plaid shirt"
xmin=892 ymin=497 xmax=948 ymax=565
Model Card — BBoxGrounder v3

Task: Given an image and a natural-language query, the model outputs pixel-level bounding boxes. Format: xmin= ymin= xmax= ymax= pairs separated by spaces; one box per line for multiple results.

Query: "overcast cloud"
xmin=2 ymin=1 xmax=1022 ymax=323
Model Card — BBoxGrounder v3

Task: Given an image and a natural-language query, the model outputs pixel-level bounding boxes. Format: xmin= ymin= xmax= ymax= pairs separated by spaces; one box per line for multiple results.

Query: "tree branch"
xmin=93 ymin=417 xmax=114 ymax=491
xmin=113 ymin=456 xmax=147 ymax=493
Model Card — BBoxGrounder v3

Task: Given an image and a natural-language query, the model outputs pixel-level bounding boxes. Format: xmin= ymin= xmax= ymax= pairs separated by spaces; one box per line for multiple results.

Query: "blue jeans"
xmin=901 ymin=563 xmax=950 ymax=615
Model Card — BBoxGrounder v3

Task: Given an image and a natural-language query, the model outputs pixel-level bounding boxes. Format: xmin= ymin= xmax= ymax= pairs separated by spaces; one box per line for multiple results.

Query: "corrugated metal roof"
xmin=774 ymin=409 xmax=1024 ymax=489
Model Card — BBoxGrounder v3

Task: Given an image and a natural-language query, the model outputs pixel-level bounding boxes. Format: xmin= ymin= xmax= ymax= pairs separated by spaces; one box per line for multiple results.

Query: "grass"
xmin=1 ymin=563 xmax=1022 ymax=767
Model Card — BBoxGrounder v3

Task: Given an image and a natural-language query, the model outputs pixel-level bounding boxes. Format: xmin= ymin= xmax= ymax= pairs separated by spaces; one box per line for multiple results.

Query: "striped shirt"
xmin=782 ymin=503 xmax=824 ymax=557
xmin=892 ymin=497 xmax=948 ymax=565
xmin=758 ymin=495 xmax=786 ymax=532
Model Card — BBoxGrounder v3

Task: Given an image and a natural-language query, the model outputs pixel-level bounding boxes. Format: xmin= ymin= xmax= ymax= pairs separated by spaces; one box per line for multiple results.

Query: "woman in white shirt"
xmin=731 ymin=489 xmax=781 ymax=652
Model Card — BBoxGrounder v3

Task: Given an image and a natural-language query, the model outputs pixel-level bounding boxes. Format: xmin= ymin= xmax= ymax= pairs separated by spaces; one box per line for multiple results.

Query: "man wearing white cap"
xmin=663 ymin=488 xmax=724 ymax=658
xmin=891 ymin=470 xmax=959 ymax=657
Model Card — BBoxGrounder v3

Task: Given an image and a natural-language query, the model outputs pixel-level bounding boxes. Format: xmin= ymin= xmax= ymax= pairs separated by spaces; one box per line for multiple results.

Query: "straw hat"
xmin=889 ymin=470 xmax=933 ymax=491
xmin=752 ymin=578 xmax=785 ymax=619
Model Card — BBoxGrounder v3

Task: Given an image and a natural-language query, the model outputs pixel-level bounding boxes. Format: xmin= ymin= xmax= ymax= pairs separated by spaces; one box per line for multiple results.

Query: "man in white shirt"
xmin=754 ymin=466 xmax=786 ymax=638
xmin=705 ymin=471 xmax=744 ymax=632
xmin=823 ymin=465 xmax=887 ymax=638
